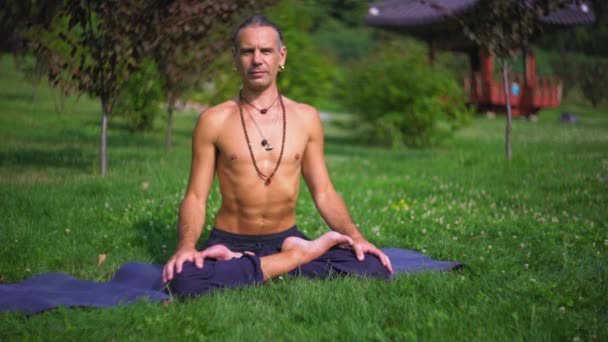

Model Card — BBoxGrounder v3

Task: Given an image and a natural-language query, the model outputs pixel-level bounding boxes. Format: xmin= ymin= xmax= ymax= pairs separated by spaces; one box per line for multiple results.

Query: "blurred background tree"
xmin=342 ymin=39 xmax=472 ymax=148
xmin=3 ymin=0 xmax=607 ymax=160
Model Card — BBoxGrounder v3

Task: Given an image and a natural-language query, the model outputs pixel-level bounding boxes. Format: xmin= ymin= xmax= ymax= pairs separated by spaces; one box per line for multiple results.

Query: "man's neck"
xmin=240 ymin=84 xmax=279 ymax=105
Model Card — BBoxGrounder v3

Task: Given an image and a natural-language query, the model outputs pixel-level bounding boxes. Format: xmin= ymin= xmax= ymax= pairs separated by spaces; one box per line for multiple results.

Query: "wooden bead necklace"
xmin=241 ymin=102 xmax=277 ymax=151
xmin=240 ymin=92 xmax=279 ymax=114
xmin=238 ymin=90 xmax=286 ymax=186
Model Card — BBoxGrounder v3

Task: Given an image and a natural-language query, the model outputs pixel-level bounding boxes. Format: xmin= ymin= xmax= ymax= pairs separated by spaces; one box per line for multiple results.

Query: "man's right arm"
xmin=162 ymin=109 xmax=219 ymax=284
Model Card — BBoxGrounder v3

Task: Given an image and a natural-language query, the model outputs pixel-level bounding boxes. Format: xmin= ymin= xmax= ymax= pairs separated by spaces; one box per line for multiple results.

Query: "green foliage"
xmin=312 ymin=18 xmax=378 ymax=63
xmin=548 ymin=52 xmax=608 ymax=107
xmin=580 ymin=57 xmax=608 ymax=108
xmin=268 ymin=0 xmax=336 ymax=107
xmin=537 ymin=0 xmax=608 ymax=58
xmin=343 ymin=39 xmax=473 ymax=148
xmin=114 ymin=60 xmax=163 ymax=132
xmin=463 ymin=0 xmax=577 ymax=59
xmin=308 ymin=0 xmax=377 ymax=63
xmin=189 ymin=0 xmax=338 ymax=108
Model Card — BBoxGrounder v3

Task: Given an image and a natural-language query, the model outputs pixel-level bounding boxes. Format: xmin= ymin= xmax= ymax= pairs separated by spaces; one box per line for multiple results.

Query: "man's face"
xmin=233 ymin=25 xmax=286 ymax=91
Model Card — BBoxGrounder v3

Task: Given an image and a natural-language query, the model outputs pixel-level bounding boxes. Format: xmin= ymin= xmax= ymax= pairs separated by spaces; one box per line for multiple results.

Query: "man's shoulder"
xmin=200 ymin=98 xmax=237 ymax=119
xmin=283 ymin=96 xmax=319 ymax=119
xmin=195 ymin=98 xmax=237 ymax=126
xmin=193 ymin=98 xmax=238 ymax=139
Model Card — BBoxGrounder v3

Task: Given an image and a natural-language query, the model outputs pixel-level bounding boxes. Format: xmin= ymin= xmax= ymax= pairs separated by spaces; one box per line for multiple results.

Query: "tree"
xmin=430 ymin=0 xmax=579 ymax=159
xmin=0 ymin=1 xmax=63 ymax=102
xmin=33 ymin=0 xmax=150 ymax=176
xmin=148 ymin=0 xmax=274 ymax=150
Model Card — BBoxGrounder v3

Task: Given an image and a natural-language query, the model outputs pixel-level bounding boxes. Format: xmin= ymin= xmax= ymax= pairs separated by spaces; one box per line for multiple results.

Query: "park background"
xmin=1 ymin=0 xmax=607 ymax=340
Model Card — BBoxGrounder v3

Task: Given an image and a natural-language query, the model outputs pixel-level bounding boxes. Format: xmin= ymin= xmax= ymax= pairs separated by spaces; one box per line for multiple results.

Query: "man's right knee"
xmin=169 ymin=255 xmax=264 ymax=297
xmin=170 ymin=262 xmax=216 ymax=297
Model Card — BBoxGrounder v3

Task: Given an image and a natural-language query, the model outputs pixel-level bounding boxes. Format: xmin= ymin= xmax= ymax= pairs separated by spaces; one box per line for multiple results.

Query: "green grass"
xmin=1 ymin=54 xmax=607 ymax=340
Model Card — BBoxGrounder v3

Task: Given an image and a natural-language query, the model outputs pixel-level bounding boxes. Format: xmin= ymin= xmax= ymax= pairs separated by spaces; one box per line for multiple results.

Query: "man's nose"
xmin=252 ymin=50 xmax=262 ymax=64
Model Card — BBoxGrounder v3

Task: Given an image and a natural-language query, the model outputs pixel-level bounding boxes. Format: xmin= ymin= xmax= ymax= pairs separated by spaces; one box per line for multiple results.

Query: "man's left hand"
xmin=352 ymin=237 xmax=393 ymax=274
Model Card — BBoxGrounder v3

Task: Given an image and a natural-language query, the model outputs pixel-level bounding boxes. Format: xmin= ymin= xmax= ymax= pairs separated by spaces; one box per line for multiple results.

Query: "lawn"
xmin=1 ymin=54 xmax=607 ymax=340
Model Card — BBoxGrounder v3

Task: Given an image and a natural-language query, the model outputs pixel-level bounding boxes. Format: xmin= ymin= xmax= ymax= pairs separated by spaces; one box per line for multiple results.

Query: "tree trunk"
xmin=502 ymin=59 xmax=512 ymax=160
xmin=32 ymin=56 xmax=43 ymax=103
xmin=427 ymin=39 xmax=436 ymax=66
xmin=53 ymin=86 xmax=66 ymax=114
xmin=166 ymin=95 xmax=176 ymax=151
xmin=100 ymin=97 xmax=109 ymax=176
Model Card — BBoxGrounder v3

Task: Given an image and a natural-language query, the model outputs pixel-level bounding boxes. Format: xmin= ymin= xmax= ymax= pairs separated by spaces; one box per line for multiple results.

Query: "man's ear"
xmin=280 ymin=46 xmax=287 ymax=65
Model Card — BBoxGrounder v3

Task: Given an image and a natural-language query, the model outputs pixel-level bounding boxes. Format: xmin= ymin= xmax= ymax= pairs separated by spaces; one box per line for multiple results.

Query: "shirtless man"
xmin=162 ymin=16 xmax=392 ymax=297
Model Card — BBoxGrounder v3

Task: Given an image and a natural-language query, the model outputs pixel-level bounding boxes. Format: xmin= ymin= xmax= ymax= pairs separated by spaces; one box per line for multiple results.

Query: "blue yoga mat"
xmin=0 ymin=248 xmax=462 ymax=315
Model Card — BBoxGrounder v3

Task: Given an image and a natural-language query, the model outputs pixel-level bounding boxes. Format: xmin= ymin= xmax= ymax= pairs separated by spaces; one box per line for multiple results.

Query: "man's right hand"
xmin=162 ymin=247 xmax=203 ymax=285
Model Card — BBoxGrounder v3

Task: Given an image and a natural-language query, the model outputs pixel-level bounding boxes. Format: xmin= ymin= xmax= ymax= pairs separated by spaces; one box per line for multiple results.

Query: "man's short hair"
xmin=232 ymin=15 xmax=284 ymax=50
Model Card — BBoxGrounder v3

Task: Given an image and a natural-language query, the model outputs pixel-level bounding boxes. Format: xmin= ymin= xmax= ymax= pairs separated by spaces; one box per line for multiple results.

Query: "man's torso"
xmin=206 ymin=96 xmax=317 ymax=235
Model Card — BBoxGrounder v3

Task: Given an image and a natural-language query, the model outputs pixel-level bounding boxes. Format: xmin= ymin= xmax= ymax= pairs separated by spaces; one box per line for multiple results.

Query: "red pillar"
xmin=525 ymin=51 xmax=536 ymax=86
xmin=480 ymin=50 xmax=494 ymax=103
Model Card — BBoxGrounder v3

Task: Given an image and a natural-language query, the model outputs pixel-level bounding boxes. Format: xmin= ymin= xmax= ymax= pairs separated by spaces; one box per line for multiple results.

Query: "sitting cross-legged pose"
xmin=163 ymin=15 xmax=392 ymax=297
xmin=171 ymin=232 xmax=355 ymax=296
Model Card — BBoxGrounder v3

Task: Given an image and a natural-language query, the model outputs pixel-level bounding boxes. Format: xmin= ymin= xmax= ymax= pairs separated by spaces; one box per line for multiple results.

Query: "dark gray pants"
xmin=170 ymin=226 xmax=389 ymax=297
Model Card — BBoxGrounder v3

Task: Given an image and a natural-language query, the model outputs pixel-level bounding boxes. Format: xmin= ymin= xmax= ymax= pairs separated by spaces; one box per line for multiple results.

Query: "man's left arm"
xmin=300 ymin=108 xmax=392 ymax=273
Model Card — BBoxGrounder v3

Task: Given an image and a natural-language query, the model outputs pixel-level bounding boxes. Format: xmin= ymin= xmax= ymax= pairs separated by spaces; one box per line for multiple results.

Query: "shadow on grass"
xmin=0 ymin=147 xmax=90 ymax=170
xmin=0 ymin=92 xmax=33 ymax=102
xmin=132 ymin=219 xmax=176 ymax=263
xmin=324 ymin=134 xmax=433 ymax=161
xmin=131 ymin=218 xmax=215 ymax=264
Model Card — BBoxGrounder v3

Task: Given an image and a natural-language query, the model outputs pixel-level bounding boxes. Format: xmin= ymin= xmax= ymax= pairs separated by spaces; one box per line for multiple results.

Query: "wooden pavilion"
xmin=366 ymin=0 xmax=595 ymax=117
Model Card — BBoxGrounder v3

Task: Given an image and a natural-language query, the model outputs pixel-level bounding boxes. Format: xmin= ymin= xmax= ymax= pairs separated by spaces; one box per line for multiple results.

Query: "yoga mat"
xmin=0 ymin=248 xmax=462 ymax=315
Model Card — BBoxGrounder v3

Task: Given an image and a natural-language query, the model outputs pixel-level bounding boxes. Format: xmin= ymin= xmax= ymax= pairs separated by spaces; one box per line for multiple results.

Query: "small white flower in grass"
xmin=161 ymin=244 xmax=167 ymax=249
xmin=65 ymin=228 xmax=71 ymax=234
xmin=572 ymin=337 xmax=580 ymax=342
xmin=520 ymin=243 xmax=525 ymax=248
xmin=452 ymin=236 xmax=458 ymax=241
xmin=604 ymin=240 xmax=608 ymax=247
xmin=105 ymin=202 xmax=109 ymax=209
xmin=26 ymin=268 xmax=31 ymax=272
xmin=559 ymin=306 xmax=566 ymax=314
xmin=524 ymin=263 xmax=529 ymax=269
xmin=421 ymin=228 xmax=427 ymax=234
xmin=422 ymin=248 xmax=427 ymax=253
xmin=552 ymin=217 xmax=559 ymax=223
xmin=487 ymin=245 xmax=492 ymax=250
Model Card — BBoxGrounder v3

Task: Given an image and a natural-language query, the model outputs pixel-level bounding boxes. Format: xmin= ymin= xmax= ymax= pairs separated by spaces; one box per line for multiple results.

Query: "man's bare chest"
xmin=214 ymin=114 xmax=308 ymax=170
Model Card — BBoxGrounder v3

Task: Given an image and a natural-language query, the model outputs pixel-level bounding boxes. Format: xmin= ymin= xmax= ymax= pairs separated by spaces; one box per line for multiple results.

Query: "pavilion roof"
xmin=366 ymin=0 xmax=595 ymax=29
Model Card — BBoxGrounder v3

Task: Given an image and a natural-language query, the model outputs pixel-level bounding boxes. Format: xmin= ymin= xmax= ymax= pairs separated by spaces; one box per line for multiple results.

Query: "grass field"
xmin=1 ymin=54 xmax=607 ymax=340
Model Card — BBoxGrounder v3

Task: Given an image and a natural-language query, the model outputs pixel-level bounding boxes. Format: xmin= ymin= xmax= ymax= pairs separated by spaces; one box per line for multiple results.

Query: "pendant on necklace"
xmin=260 ymin=109 xmax=268 ymax=114
xmin=265 ymin=177 xmax=272 ymax=185
xmin=261 ymin=139 xmax=273 ymax=151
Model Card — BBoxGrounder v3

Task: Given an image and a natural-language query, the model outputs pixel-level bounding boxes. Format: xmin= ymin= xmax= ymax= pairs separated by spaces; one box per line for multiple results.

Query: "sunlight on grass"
xmin=1 ymin=55 xmax=607 ymax=340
